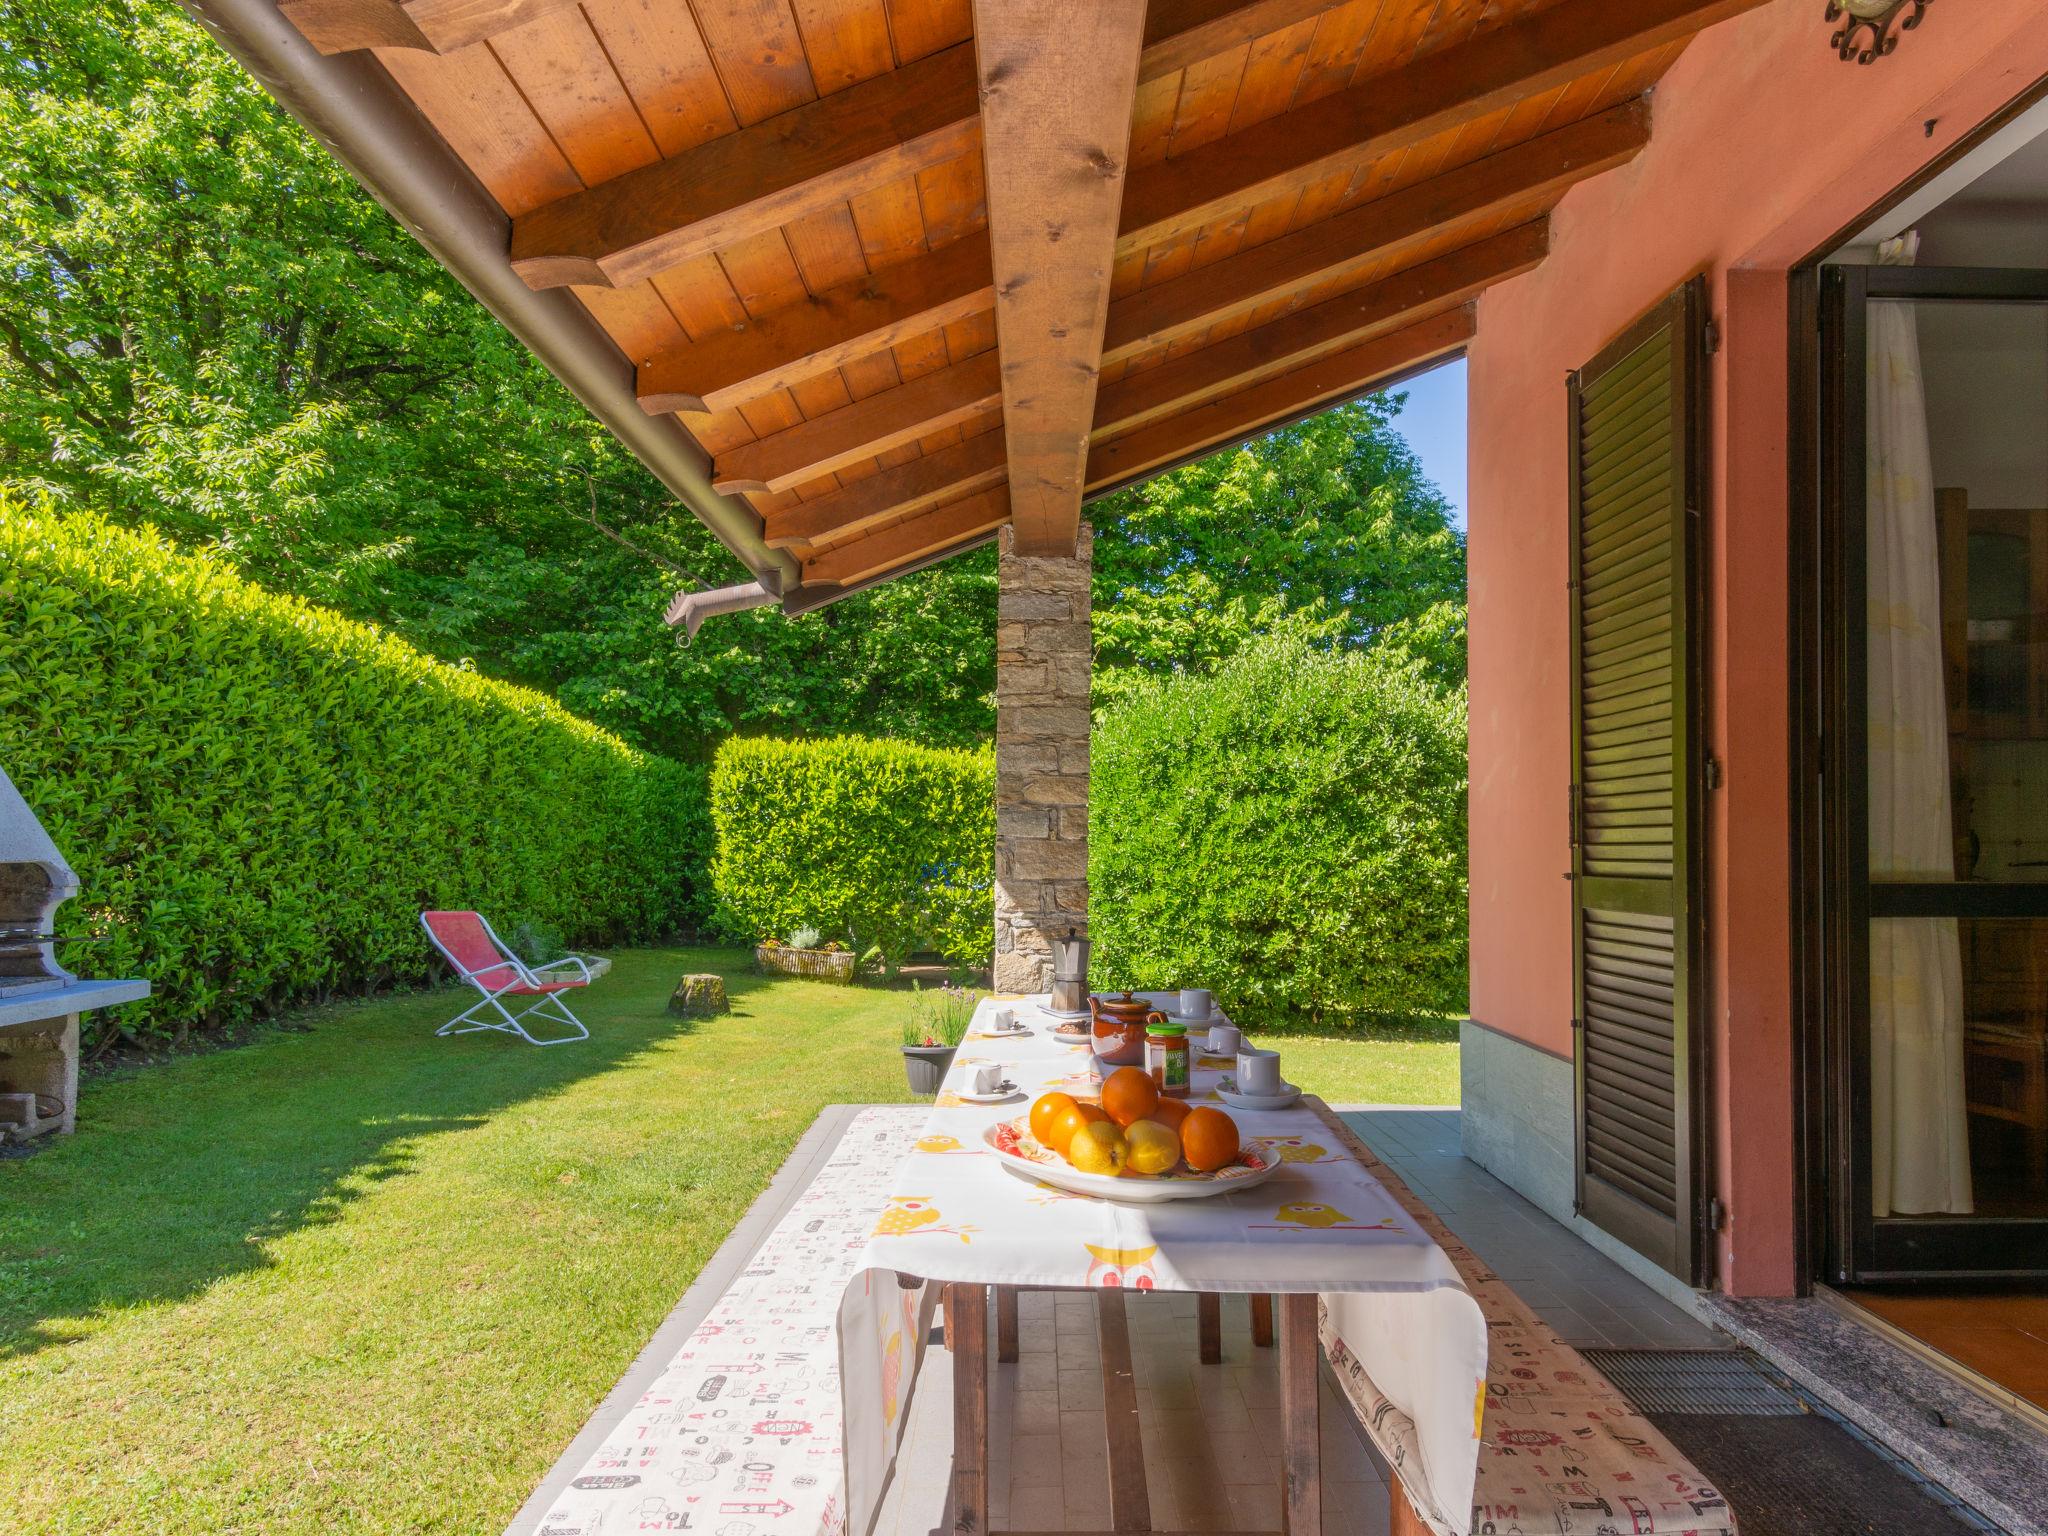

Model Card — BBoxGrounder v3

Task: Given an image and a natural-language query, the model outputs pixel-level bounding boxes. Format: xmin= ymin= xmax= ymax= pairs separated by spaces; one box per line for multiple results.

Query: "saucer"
xmin=1215 ymin=1080 xmax=1302 ymax=1111
xmin=958 ymin=1081 xmax=1024 ymax=1104
xmin=1166 ymin=1009 xmax=1229 ymax=1028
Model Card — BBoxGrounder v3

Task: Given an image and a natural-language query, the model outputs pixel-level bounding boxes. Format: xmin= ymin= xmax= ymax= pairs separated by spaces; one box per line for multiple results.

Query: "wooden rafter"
xmin=636 ymin=236 xmax=995 ymax=417
xmin=279 ymin=0 xmax=580 ymax=56
xmin=971 ymin=0 xmax=1148 ymax=557
xmin=641 ymin=100 xmax=1645 ymax=425
xmin=738 ymin=222 xmax=1536 ymax=546
xmin=509 ymin=44 xmax=982 ymax=291
xmin=710 ymin=352 xmax=1002 ymax=496
xmin=762 ymin=431 xmax=1008 ymax=552
xmin=502 ymin=0 xmax=1364 ymax=294
xmin=1115 ymin=0 xmax=1765 ymax=253
xmin=1091 ymin=220 xmax=1545 ymax=435
xmin=801 ymin=487 xmax=1012 ymax=586
xmin=1083 ymin=308 xmax=1478 ymax=494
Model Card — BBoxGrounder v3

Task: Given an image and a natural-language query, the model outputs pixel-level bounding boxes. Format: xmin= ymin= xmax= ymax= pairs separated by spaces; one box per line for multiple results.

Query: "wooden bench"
xmin=1313 ymin=1115 xmax=1740 ymax=1536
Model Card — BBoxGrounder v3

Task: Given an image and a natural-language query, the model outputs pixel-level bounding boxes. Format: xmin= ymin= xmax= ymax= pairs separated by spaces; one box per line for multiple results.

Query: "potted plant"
xmin=754 ymin=926 xmax=858 ymax=982
xmin=901 ymin=981 xmax=976 ymax=1094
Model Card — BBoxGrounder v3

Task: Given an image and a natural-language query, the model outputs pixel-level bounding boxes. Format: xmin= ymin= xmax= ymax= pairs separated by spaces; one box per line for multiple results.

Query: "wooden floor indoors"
xmin=1839 ymin=1289 xmax=2048 ymax=1421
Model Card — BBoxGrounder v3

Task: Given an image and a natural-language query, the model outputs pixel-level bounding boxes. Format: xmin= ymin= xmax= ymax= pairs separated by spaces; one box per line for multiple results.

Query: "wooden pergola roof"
xmin=254 ymin=0 xmax=1761 ymax=613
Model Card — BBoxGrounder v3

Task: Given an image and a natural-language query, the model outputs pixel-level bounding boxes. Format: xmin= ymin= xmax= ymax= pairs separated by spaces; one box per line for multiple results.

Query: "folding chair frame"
xmin=420 ymin=911 xmax=594 ymax=1046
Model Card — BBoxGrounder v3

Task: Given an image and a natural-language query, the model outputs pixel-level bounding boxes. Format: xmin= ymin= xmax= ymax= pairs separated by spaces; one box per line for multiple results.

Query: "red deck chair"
xmin=420 ymin=910 xmax=596 ymax=1045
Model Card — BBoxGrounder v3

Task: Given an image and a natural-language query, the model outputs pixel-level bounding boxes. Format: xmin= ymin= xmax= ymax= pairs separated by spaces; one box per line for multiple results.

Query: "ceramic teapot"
xmin=1088 ymin=990 xmax=1162 ymax=1067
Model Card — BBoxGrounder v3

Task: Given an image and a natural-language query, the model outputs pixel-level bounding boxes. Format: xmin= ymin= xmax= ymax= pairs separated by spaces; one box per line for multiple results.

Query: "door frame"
xmin=1811 ymin=260 xmax=2048 ymax=1283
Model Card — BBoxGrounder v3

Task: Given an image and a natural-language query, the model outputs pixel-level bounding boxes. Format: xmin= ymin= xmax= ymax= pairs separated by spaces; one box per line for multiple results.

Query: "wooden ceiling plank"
xmin=790 ymin=0 xmax=897 ymax=95
xmin=802 ymin=485 xmax=1012 ymax=585
xmin=580 ymin=0 xmax=738 ymax=159
xmin=971 ymin=0 xmax=1149 ymax=556
xmin=508 ymin=0 xmax=1357 ymax=293
xmin=488 ymin=10 xmax=661 ymax=187
xmin=763 ymin=429 xmax=1008 ymax=548
xmin=282 ymin=0 xmax=584 ymax=56
xmin=635 ymin=234 xmax=993 ymax=413
xmin=1082 ymin=305 xmax=1474 ymax=491
xmin=884 ymin=0 xmax=972 ymax=61
xmin=1116 ymin=0 xmax=1764 ymax=253
xmin=711 ymin=350 xmax=1001 ymax=492
xmin=510 ymin=42 xmax=981 ymax=290
xmin=1104 ymin=99 xmax=1645 ymax=360
xmin=1139 ymin=0 xmax=1350 ymax=83
xmin=1093 ymin=218 xmax=1543 ymax=433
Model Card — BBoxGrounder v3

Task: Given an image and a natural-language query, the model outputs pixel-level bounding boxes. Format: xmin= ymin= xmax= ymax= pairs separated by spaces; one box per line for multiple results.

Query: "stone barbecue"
xmin=0 ymin=766 xmax=149 ymax=1143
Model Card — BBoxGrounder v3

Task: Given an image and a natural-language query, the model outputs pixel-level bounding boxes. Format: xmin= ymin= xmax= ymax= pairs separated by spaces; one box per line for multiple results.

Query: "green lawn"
xmin=0 ymin=947 xmax=1455 ymax=1535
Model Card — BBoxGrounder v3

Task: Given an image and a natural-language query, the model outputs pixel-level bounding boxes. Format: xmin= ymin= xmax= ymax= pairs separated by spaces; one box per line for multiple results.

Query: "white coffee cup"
xmin=1236 ymin=1046 xmax=1282 ymax=1096
xmin=974 ymin=1063 xmax=1005 ymax=1094
xmin=991 ymin=1005 xmax=1017 ymax=1032
xmin=1207 ymin=1023 xmax=1242 ymax=1056
xmin=1179 ymin=987 xmax=1213 ymax=1021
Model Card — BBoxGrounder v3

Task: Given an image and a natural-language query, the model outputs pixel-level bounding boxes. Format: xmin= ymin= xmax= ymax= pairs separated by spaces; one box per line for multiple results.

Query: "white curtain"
xmin=1866 ymin=232 xmax=1973 ymax=1217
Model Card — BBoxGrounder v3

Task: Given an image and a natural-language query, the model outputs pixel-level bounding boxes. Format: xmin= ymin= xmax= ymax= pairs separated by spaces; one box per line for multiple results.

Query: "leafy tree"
xmin=1087 ymin=398 xmax=1466 ymax=707
xmin=0 ymin=0 xmax=1461 ymax=758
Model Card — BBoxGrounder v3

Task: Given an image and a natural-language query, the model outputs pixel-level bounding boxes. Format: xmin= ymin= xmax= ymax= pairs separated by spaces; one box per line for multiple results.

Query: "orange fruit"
xmin=1100 ymin=1065 xmax=1160 ymax=1128
xmin=1148 ymin=1097 xmax=1192 ymax=1133
xmin=1030 ymin=1091 xmax=1077 ymax=1147
xmin=1180 ymin=1106 xmax=1241 ymax=1173
xmin=1049 ymin=1101 xmax=1110 ymax=1156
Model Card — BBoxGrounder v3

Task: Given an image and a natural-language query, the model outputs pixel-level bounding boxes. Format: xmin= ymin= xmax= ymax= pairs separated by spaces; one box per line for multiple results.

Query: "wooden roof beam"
xmin=637 ymin=236 xmax=994 ymax=417
xmin=509 ymin=0 xmax=1357 ymax=293
xmin=710 ymin=352 xmax=1001 ymax=495
xmin=801 ymin=487 xmax=1013 ymax=586
xmin=762 ymin=431 xmax=1008 ymax=551
xmin=1083 ymin=308 xmax=1477 ymax=494
xmin=749 ymin=224 xmax=1532 ymax=543
xmin=639 ymin=99 xmax=1642 ymax=424
xmin=1117 ymin=0 xmax=1767 ymax=253
xmin=279 ymin=0 xmax=581 ymax=56
xmin=973 ymin=0 xmax=1149 ymax=557
xmin=1093 ymin=219 xmax=1545 ymax=435
xmin=1104 ymin=100 xmax=1645 ymax=362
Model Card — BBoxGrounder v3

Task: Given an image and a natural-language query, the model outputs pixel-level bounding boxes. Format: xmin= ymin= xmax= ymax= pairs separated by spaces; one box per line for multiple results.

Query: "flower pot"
xmin=901 ymin=1044 xmax=956 ymax=1095
xmin=755 ymin=944 xmax=857 ymax=981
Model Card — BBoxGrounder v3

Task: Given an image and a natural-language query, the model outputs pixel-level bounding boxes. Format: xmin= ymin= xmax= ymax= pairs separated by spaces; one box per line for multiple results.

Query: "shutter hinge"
xmin=1703 ymin=317 xmax=1722 ymax=355
xmin=1705 ymin=1195 xmax=1728 ymax=1232
xmin=1704 ymin=754 xmax=1723 ymax=790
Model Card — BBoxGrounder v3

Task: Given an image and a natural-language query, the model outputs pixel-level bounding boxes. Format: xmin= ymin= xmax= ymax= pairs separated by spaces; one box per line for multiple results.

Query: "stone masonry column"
xmin=993 ymin=522 xmax=1092 ymax=994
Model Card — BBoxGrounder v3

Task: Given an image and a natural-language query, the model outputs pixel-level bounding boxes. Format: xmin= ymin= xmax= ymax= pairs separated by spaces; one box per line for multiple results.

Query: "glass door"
xmin=1822 ymin=262 xmax=2048 ymax=1281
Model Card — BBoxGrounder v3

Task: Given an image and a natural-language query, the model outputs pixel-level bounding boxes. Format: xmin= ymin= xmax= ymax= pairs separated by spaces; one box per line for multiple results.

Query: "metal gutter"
xmin=178 ymin=0 xmax=799 ymax=595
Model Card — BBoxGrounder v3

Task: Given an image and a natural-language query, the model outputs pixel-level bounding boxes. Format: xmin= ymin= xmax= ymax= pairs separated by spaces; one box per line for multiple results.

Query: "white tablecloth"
xmin=837 ymin=994 xmax=1487 ymax=1536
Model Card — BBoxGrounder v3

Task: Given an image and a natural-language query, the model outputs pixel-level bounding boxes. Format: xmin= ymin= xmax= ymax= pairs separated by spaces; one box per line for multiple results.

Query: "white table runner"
xmin=837 ymin=994 xmax=1487 ymax=1536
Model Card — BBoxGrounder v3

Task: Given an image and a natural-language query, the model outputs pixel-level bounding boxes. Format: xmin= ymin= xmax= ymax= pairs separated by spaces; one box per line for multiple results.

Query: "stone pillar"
xmin=993 ymin=522 xmax=1092 ymax=995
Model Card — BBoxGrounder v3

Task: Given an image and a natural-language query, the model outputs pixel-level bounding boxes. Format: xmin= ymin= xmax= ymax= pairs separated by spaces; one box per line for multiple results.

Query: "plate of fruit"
xmin=985 ymin=1068 xmax=1281 ymax=1204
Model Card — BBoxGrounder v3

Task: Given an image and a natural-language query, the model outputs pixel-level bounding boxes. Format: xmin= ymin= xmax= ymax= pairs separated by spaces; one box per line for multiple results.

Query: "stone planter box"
xmin=755 ymin=944 xmax=856 ymax=982
xmin=901 ymin=1044 xmax=956 ymax=1095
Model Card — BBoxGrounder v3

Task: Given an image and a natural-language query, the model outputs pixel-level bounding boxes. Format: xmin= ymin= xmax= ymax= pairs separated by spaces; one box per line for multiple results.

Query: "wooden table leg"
xmin=1197 ymin=1291 xmax=1222 ymax=1363
xmin=1388 ymin=1478 xmax=1432 ymax=1536
xmin=1250 ymin=1292 xmax=1275 ymax=1348
xmin=1096 ymin=1290 xmax=1152 ymax=1533
xmin=1278 ymin=1293 xmax=1321 ymax=1536
xmin=949 ymin=1282 xmax=989 ymax=1536
xmin=996 ymin=1284 xmax=1020 ymax=1363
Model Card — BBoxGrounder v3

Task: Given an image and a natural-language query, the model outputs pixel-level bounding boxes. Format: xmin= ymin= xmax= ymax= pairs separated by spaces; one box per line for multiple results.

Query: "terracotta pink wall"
xmin=1466 ymin=0 xmax=2048 ymax=1296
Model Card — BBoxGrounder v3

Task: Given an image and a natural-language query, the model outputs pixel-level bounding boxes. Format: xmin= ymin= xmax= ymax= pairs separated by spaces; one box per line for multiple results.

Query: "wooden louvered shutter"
xmin=1567 ymin=279 xmax=1709 ymax=1285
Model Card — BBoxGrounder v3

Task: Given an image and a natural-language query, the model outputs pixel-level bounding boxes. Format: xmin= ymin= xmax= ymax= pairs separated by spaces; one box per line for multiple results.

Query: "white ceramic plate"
xmin=982 ymin=1117 xmax=1282 ymax=1204
xmin=1215 ymin=1081 xmax=1303 ymax=1112
xmin=957 ymin=1082 xmax=1025 ymax=1104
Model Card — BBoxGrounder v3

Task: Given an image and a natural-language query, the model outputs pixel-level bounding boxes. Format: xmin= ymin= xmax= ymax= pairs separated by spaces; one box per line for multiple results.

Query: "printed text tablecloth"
xmin=836 ymin=994 xmax=1487 ymax=1536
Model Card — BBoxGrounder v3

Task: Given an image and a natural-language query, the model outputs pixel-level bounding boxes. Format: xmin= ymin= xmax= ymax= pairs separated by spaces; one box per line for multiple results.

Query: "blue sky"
xmin=1377 ymin=357 xmax=1467 ymax=531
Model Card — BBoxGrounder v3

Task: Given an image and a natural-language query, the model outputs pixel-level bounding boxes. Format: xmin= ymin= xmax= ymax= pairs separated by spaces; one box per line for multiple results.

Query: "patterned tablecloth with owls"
xmin=839 ymin=993 xmax=1489 ymax=1536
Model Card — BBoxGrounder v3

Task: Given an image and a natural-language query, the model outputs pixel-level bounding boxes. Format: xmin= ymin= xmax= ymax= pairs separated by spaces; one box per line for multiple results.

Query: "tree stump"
xmin=668 ymin=973 xmax=729 ymax=1017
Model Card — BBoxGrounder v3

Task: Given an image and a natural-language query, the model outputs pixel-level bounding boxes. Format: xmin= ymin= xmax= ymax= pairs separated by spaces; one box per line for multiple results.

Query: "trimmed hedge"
xmin=1090 ymin=631 xmax=1467 ymax=1028
xmin=0 ymin=498 xmax=705 ymax=1050
xmin=708 ymin=735 xmax=993 ymax=969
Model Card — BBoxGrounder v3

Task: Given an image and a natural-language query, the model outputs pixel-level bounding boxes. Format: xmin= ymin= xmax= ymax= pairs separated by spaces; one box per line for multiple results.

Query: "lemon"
xmin=1124 ymin=1119 xmax=1180 ymax=1176
xmin=1066 ymin=1120 xmax=1128 ymax=1175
